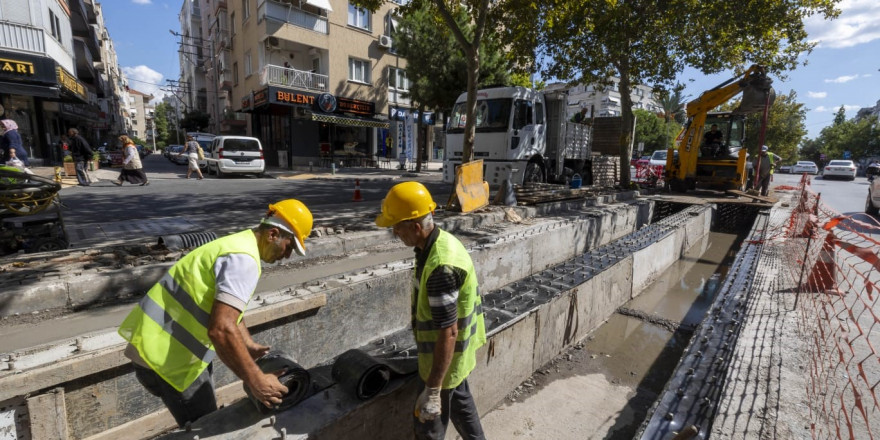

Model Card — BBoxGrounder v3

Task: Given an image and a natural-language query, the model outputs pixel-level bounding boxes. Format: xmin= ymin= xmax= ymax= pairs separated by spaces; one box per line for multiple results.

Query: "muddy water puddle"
xmin=482 ymin=231 xmax=744 ymax=439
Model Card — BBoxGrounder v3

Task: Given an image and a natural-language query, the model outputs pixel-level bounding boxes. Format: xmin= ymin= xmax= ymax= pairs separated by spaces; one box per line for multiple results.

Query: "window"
xmin=348 ymin=4 xmax=371 ymax=30
xmin=244 ymin=51 xmax=252 ymax=76
xmin=513 ymin=99 xmax=533 ymax=130
xmin=233 ymin=62 xmax=239 ymax=85
xmin=535 ymin=102 xmax=544 ymax=125
xmin=312 ymin=57 xmax=320 ymax=74
xmin=49 ymin=10 xmax=62 ymax=41
xmin=242 ymin=0 xmax=250 ymax=22
xmin=349 ymin=58 xmax=370 ymax=83
xmin=388 ymin=67 xmax=408 ymax=91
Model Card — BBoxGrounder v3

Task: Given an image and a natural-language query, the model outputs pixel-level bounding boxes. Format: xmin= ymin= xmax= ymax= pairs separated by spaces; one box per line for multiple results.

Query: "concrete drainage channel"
xmin=0 ymin=197 xmax=770 ymax=440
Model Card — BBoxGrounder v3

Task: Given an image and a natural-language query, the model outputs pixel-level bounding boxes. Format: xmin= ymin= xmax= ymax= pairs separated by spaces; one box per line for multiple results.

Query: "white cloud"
xmin=805 ymin=0 xmax=880 ymax=49
xmin=808 ymin=91 xmax=828 ymax=98
xmin=824 ymin=75 xmax=859 ymax=83
xmin=122 ymin=65 xmax=166 ymax=101
xmin=812 ymin=104 xmax=862 ymax=113
xmin=132 ymin=0 xmax=152 ymax=4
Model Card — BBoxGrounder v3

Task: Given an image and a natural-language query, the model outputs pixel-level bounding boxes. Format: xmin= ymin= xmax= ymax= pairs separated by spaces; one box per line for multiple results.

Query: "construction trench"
xmin=0 ymin=192 xmax=772 ymax=440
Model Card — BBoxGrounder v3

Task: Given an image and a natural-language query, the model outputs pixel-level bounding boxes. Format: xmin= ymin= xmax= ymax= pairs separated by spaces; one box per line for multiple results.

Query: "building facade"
xmin=0 ymin=0 xmax=128 ymax=164
xmin=547 ymin=79 xmax=662 ymax=120
xmin=189 ymin=0 xmax=421 ymax=169
xmin=179 ymin=0 xmax=208 ymax=117
xmin=126 ymin=89 xmax=153 ymax=141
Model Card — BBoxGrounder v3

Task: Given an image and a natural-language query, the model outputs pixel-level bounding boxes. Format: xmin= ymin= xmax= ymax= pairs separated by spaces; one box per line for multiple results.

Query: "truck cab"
xmin=443 ymin=86 xmax=547 ymax=186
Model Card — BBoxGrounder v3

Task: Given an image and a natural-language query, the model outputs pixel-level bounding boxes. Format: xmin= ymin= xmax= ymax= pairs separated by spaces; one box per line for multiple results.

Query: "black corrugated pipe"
xmin=244 ymin=351 xmax=311 ymax=414
xmin=331 ymin=349 xmax=418 ymax=400
xmin=157 ymin=231 xmax=217 ymax=250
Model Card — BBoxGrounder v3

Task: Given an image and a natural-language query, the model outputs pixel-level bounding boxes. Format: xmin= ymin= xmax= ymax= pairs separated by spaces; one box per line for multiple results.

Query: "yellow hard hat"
xmin=375 ymin=181 xmax=437 ymax=227
xmin=264 ymin=199 xmax=313 ymax=256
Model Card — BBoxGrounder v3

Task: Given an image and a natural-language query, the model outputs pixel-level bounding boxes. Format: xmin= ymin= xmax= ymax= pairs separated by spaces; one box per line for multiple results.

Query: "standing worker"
xmin=753 ymin=145 xmax=781 ymax=196
xmin=67 ymin=128 xmax=93 ymax=186
xmin=375 ymin=182 xmax=487 ymax=440
xmin=118 ymin=199 xmax=313 ymax=427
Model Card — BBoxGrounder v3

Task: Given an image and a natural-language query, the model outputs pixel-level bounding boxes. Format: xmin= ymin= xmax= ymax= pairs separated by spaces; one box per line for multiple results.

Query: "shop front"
xmin=388 ymin=106 xmax=435 ymax=169
xmin=0 ymin=50 xmax=90 ymax=165
xmin=242 ymin=86 xmax=389 ymax=169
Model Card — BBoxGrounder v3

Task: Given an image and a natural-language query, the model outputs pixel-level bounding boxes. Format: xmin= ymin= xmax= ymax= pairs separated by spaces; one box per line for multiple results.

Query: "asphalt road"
xmin=57 ymin=154 xmax=449 ymax=247
xmin=773 ymin=171 xmax=872 ymax=218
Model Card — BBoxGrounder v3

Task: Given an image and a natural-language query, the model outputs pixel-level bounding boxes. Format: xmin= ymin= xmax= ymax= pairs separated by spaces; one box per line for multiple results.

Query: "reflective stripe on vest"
xmin=118 ymin=230 xmax=261 ymax=391
xmin=413 ymin=229 xmax=486 ymax=389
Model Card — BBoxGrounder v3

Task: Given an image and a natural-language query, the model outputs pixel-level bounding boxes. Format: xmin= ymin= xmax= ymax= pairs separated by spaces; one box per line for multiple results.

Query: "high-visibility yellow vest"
xmin=118 ymin=230 xmax=261 ymax=391
xmin=413 ymin=229 xmax=486 ymax=389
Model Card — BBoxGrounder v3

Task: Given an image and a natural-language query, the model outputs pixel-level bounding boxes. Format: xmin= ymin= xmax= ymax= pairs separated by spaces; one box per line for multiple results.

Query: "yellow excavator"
xmin=666 ymin=64 xmax=775 ymax=192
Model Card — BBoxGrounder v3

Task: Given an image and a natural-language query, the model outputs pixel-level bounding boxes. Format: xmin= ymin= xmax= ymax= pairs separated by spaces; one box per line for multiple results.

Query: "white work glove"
xmin=415 ymin=386 xmax=442 ymax=422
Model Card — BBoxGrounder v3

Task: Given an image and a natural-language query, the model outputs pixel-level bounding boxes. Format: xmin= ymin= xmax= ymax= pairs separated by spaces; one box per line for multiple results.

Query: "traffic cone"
xmin=803 ymin=232 xmax=837 ymax=293
xmin=352 ymin=179 xmax=363 ymax=202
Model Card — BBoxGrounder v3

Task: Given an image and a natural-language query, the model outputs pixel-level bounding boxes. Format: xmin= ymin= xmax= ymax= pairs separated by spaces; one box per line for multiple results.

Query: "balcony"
xmin=214 ymin=30 xmax=230 ymax=52
xmin=214 ymin=0 xmax=228 ymax=15
xmin=259 ymin=0 xmax=328 ymax=35
xmin=0 ymin=22 xmax=45 ymax=54
xmin=218 ymin=71 xmax=233 ymax=92
xmin=261 ymin=64 xmax=328 ymax=93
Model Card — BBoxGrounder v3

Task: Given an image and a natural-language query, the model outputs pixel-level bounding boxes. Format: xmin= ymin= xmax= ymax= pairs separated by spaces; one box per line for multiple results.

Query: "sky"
xmin=100 ymin=0 xmax=880 ymax=140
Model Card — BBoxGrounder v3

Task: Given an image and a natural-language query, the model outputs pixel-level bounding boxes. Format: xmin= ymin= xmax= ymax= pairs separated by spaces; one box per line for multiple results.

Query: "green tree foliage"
xmin=723 ymin=90 xmax=807 ymax=163
xmin=634 ymin=109 xmax=680 ymax=153
xmin=180 ymin=110 xmax=211 ymax=132
xmin=806 ymin=110 xmax=880 ymax=165
xmin=511 ymin=0 xmax=840 ymax=186
xmin=153 ymin=102 xmax=171 ymax=144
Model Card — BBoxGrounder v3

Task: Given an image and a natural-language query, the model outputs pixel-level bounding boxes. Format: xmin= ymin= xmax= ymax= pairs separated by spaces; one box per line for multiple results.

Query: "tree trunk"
xmin=461 ymin=52 xmax=479 ymax=164
xmin=416 ymin=104 xmax=425 ymax=172
xmin=617 ymin=65 xmax=634 ymax=187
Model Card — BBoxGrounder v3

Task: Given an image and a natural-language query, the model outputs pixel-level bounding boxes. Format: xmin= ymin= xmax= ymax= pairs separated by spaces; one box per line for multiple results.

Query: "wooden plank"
xmin=726 ymin=189 xmax=777 ymax=203
xmin=27 ymin=388 xmax=69 ymax=440
xmin=0 ymin=292 xmax=326 ymax=403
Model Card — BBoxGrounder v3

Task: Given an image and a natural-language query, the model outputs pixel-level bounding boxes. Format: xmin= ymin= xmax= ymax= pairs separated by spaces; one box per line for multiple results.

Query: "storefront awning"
xmin=305 ymin=0 xmax=333 ymax=12
xmin=0 ymin=81 xmax=59 ymax=99
xmin=312 ymin=113 xmax=389 ymax=128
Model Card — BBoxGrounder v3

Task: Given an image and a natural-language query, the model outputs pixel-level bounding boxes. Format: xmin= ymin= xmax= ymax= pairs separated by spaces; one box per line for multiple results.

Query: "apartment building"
xmin=191 ymin=0 xmax=417 ymax=168
xmin=179 ymin=0 xmax=208 ymax=116
xmin=126 ymin=88 xmax=153 ymax=140
xmin=0 ymin=0 xmax=128 ymax=164
xmin=547 ymin=79 xmax=662 ymax=120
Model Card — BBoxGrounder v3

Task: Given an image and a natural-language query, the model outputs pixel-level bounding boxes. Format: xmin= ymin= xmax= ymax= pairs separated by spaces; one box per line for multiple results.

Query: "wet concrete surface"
xmin=482 ymin=231 xmax=744 ymax=439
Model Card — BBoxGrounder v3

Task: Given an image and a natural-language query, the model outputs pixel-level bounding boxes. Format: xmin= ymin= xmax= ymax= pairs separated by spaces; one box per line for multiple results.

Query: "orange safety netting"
xmin=774 ymin=174 xmax=880 ymax=439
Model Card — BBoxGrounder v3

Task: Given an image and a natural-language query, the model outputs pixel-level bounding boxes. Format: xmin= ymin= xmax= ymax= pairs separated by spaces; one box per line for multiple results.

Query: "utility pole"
xmin=170 ymin=29 xmax=222 ymax=134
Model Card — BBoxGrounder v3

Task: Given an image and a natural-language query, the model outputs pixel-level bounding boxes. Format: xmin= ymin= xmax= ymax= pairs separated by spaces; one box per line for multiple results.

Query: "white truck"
xmin=443 ymin=86 xmax=592 ymax=186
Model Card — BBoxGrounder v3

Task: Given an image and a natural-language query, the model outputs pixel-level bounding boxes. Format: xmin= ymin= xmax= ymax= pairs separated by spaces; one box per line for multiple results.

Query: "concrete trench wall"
xmin=154 ymin=204 xmax=713 ymax=440
xmin=1 ymin=200 xmax=650 ymax=439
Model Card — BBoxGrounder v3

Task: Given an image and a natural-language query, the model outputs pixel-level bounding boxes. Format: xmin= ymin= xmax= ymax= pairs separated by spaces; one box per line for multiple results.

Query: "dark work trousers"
xmin=74 ymin=160 xmax=91 ymax=186
xmin=134 ymin=363 xmax=218 ymax=428
xmin=758 ymin=174 xmax=772 ymax=196
xmin=414 ymin=379 xmax=485 ymax=440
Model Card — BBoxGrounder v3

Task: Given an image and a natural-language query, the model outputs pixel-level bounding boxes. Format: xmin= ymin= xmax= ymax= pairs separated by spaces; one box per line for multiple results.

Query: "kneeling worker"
xmin=375 ymin=182 xmax=487 ymax=439
xmin=118 ymin=199 xmax=313 ymax=427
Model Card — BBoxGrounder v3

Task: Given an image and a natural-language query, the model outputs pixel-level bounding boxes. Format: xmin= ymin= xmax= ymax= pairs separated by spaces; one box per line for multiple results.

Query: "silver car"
xmin=823 ymin=160 xmax=857 ymax=180
xmin=791 ymin=161 xmax=819 ymax=175
xmin=867 ymin=164 xmax=880 ymax=216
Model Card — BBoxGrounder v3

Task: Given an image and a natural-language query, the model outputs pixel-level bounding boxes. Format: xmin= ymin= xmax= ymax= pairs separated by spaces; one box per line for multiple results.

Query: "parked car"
xmin=866 ymin=164 xmax=880 ymax=216
xmin=165 ymin=145 xmax=185 ymax=164
xmin=136 ymin=144 xmax=148 ymax=159
xmin=777 ymin=164 xmax=792 ymax=174
xmin=823 ymin=160 xmax=857 ymax=180
xmin=204 ymin=136 xmax=266 ymax=177
xmin=791 ymin=161 xmax=819 ymax=175
xmin=96 ymin=146 xmax=123 ymax=167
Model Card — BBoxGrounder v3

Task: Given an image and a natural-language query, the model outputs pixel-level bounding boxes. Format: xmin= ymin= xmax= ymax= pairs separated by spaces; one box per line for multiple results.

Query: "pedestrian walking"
xmin=375 ymin=182 xmax=487 ymax=440
xmin=118 ymin=199 xmax=314 ymax=428
xmin=752 ymin=145 xmax=781 ymax=196
xmin=67 ymin=128 xmax=93 ymax=186
xmin=0 ymin=119 xmax=29 ymax=167
xmin=179 ymin=135 xmax=204 ymax=180
xmin=113 ymin=135 xmax=149 ymax=186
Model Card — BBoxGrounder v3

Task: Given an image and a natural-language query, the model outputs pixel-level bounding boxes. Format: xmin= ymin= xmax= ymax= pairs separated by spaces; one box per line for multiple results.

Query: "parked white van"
xmin=186 ymin=132 xmax=215 ymax=171
xmin=204 ymin=136 xmax=266 ymax=177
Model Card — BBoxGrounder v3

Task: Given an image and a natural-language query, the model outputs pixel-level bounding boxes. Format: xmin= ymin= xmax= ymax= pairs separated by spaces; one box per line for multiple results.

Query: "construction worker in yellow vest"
xmin=753 ymin=145 xmax=782 ymax=196
xmin=375 ymin=181 xmax=487 ymax=440
xmin=118 ymin=199 xmax=313 ymax=428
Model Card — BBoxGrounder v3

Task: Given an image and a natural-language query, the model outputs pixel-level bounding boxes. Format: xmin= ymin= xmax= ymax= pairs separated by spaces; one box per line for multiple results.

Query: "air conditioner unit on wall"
xmin=265 ymin=36 xmax=280 ymax=50
xmin=378 ymin=35 xmax=392 ymax=49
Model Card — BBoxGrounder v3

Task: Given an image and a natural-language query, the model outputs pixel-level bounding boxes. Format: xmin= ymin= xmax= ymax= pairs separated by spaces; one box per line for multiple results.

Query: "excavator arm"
xmin=668 ymin=65 xmax=775 ymax=191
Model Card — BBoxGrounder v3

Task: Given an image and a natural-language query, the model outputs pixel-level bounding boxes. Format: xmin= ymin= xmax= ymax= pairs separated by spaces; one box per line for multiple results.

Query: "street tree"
xmin=516 ymin=0 xmax=840 ymax=186
xmin=807 ymin=107 xmax=880 ymax=164
xmin=352 ymin=0 xmax=523 ymax=165
xmin=633 ymin=109 xmax=680 ymax=153
xmin=720 ymin=90 xmax=807 ymax=163
xmin=394 ymin=1 xmax=510 ymax=171
xmin=180 ymin=110 xmax=211 ymax=133
xmin=154 ymin=102 xmax=171 ymax=146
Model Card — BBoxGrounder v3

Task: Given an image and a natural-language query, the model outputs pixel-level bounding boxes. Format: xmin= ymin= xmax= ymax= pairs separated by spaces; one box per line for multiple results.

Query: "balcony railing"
xmin=258 ymin=0 xmax=328 ymax=34
xmin=214 ymin=30 xmax=230 ymax=51
xmin=0 ymin=21 xmax=45 ymax=54
xmin=261 ymin=64 xmax=328 ymax=92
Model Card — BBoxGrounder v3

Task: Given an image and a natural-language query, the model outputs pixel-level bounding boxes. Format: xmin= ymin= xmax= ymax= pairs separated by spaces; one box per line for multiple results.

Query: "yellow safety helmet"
xmin=263 ymin=199 xmax=313 ymax=256
xmin=375 ymin=181 xmax=437 ymax=227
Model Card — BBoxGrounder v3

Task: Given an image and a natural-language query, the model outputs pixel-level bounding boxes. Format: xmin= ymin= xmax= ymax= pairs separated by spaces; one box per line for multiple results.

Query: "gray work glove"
xmin=415 ymin=386 xmax=442 ymax=422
